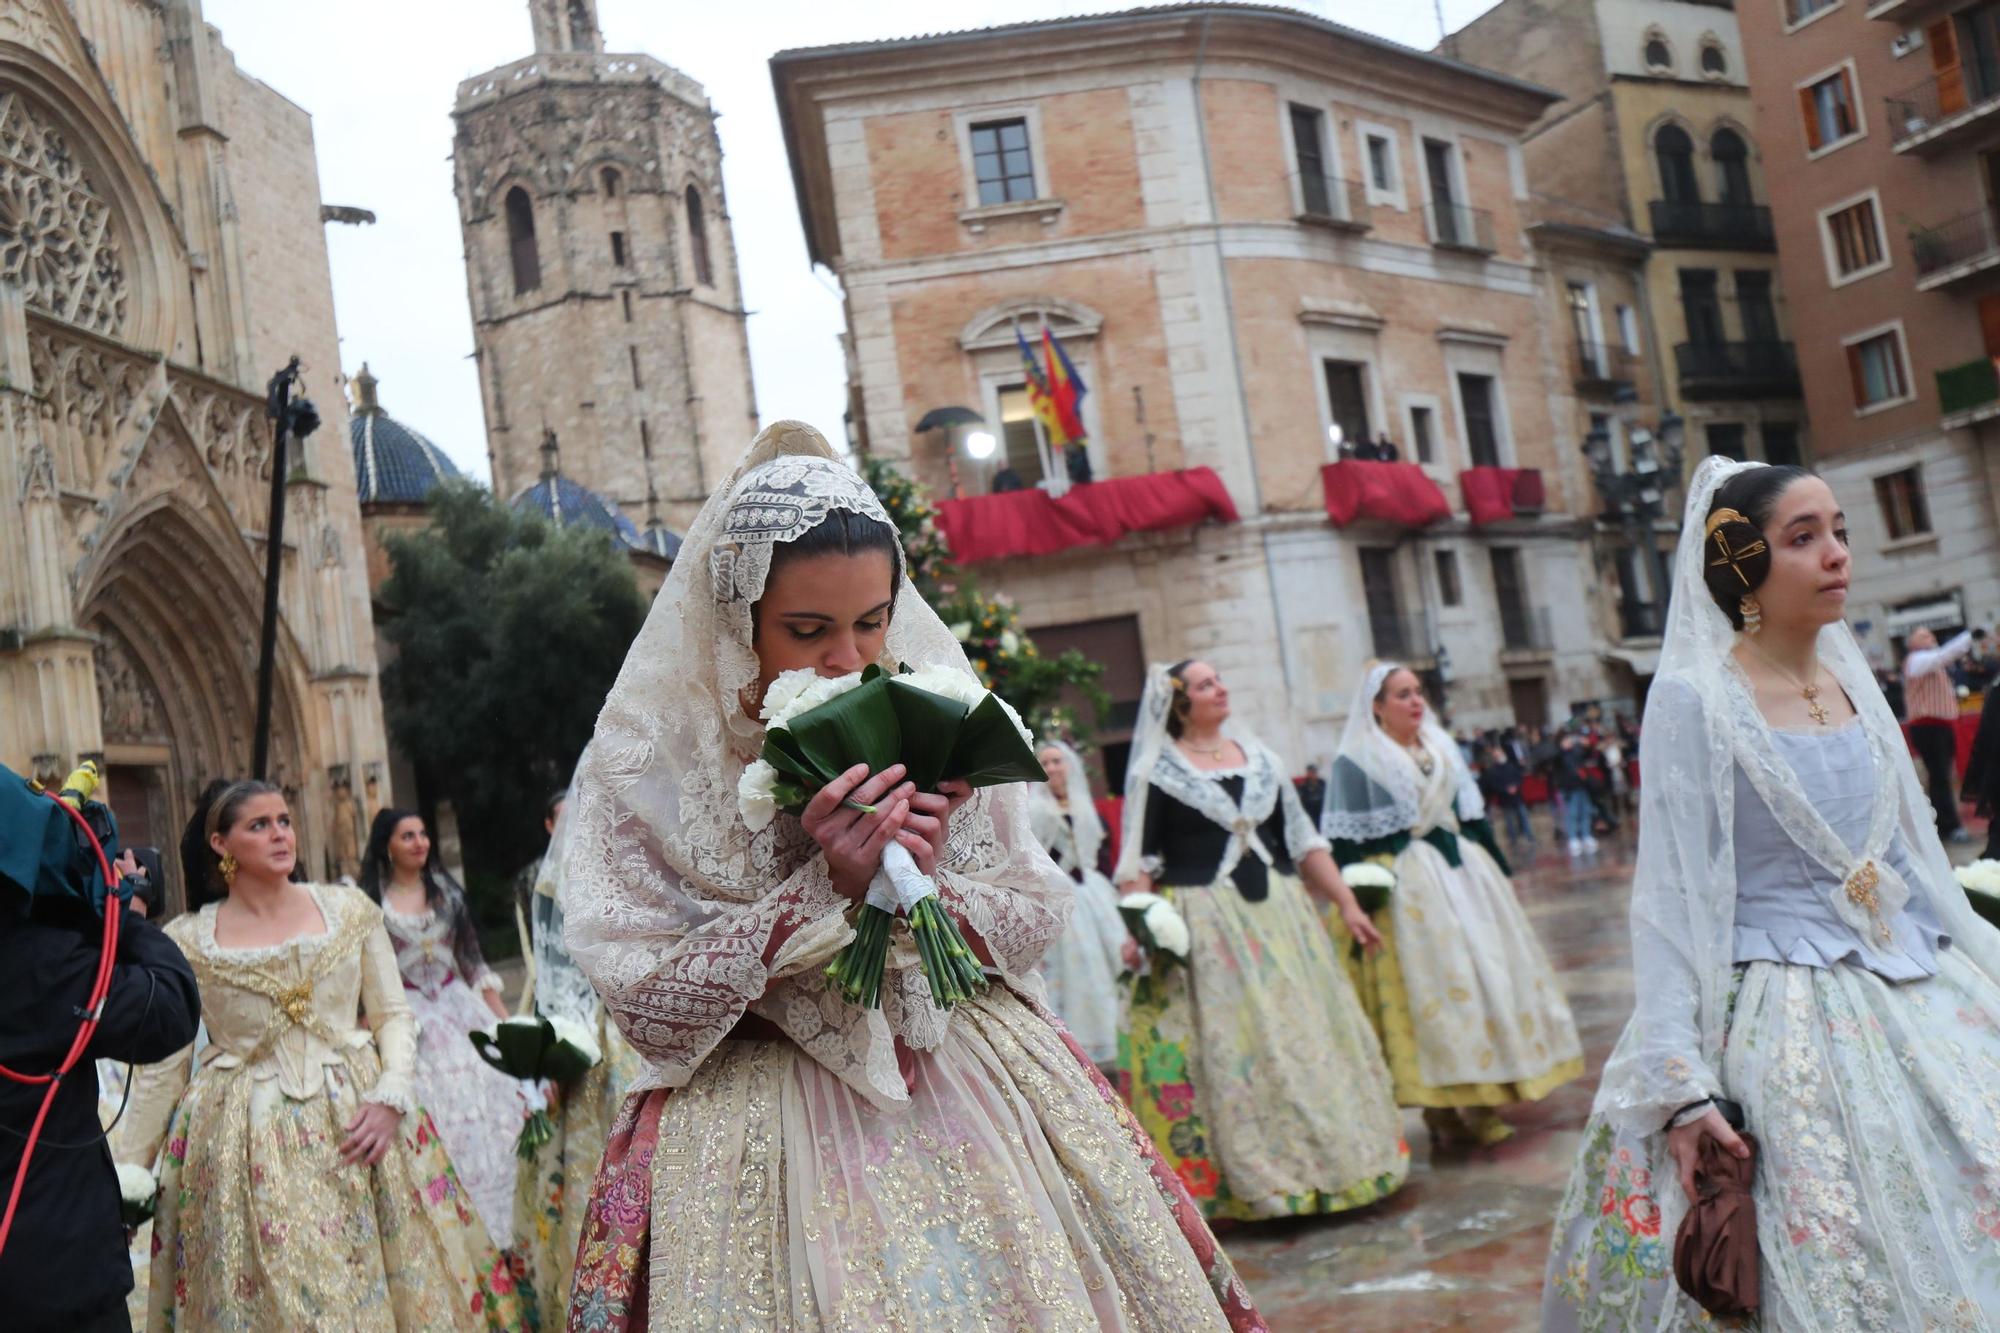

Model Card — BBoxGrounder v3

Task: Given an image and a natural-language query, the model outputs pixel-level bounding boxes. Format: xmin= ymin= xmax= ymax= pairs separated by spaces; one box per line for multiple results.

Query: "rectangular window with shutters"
xmin=1820 ymin=193 xmax=1888 ymax=284
xmin=1785 ymin=0 xmax=1839 ymax=26
xmin=1763 ymin=423 xmax=1803 ymax=467
xmin=1706 ymin=423 xmax=1747 ymax=460
xmin=1798 ymin=64 xmax=1863 ymax=155
xmin=1458 ymin=373 xmax=1502 ymax=467
xmin=1409 ymin=405 xmax=1435 ymax=464
xmin=1843 ymin=324 xmax=1913 ymax=411
xmin=1874 ymin=467 xmax=1932 ymax=541
xmin=1736 ymin=271 xmax=1779 ymax=344
xmin=1322 ymin=359 xmax=1371 ymax=450
xmin=1435 ymin=549 xmax=1462 ymax=608
xmin=1290 ymin=104 xmax=1333 ymax=216
xmin=1617 ymin=304 xmax=1641 ymax=355
xmin=994 ymin=383 xmax=1048 ymax=487
xmin=970 ymin=119 xmax=1036 ymax=206
xmin=1359 ymin=548 xmax=1409 ymax=658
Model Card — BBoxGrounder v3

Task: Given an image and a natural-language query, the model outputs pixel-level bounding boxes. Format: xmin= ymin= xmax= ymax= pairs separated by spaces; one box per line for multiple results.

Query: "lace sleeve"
xmin=934 ymin=787 xmax=1070 ymax=980
xmin=1277 ymin=772 xmax=1331 ymax=863
xmin=357 ymin=918 xmax=418 ymax=1114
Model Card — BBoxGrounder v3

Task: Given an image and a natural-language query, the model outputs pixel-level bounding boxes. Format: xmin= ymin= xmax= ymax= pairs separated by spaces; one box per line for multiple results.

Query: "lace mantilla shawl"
xmin=559 ymin=422 xmax=1073 ymax=1109
xmin=1591 ymin=456 xmax=2000 ymax=1142
xmin=1323 ymin=661 xmax=1484 ymax=844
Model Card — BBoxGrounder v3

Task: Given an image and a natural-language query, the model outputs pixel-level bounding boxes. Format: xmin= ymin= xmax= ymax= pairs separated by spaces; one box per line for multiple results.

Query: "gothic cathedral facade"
xmin=453 ymin=0 xmax=758 ymax=533
xmin=0 ymin=0 xmax=390 ymax=904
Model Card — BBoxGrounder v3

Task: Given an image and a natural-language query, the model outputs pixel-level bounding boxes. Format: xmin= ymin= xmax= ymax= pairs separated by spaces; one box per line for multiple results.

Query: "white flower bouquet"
xmin=1340 ymin=862 xmax=1397 ymax=915
xmin=740 ymin=664 xmax=1044 ymax=1010
xmin=1117 ymin=891 xmax=1191 ymax=978
xmin=469 ymin=1012 xmax=603 ymax=1158
xmin=1957 ymin=859 xmax=2000 ymax=928
xmin=116 ymin=1161 xmax=157 ymax=1228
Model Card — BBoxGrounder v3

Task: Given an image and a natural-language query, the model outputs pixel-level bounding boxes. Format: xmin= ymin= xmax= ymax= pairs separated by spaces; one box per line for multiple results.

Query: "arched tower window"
xmin=600 ymin=166 xmax=621 ymax=198
xmin=1712 ymin=128 xmax=1752 ymax=206
xmin=686 ymin=184 xmax=714 ymax=287
xmin=1655 ymin=125 xmax=1699 ymax=204
xmin=505 ymin=186 xmax=541 ymax=294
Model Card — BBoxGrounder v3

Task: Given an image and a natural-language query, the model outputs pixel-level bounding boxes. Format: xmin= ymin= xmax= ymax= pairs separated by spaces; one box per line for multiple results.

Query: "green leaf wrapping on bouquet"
xmin=1967 ymin=885 xmax=2000 ymax=930
xmin=1347 ymin=882 xmax=1391 ymax=915
xmin=541 ymin=1040 xmax=596 ymax=1086
xmin=883 ymin=678 xmax=970 ymax=792
xmin=470 ymin=1016 xmax=551 ymax=1080
xmin=769 ymin=673 xmax=904 ymax=799
xmin=944 ymin=693 xmax=1047 ymax=788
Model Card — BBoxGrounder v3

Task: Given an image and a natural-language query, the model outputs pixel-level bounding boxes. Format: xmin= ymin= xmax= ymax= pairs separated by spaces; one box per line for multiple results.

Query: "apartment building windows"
xmin=1844 ymin=325 xmax=1913 ymax=411
xmin=1424 ymin=138 xmax=1491 ymax=250
xmin=1409 ymin=404 xmax=1436 ymax=464
xmin=970 ymin=119 xmax=1036 ymax=205
xmin=1737 ymin=271 xmax=1779 ymax=344
xmin=1458 ymin=373 xmax=1502 ymax=468
xmin=1713 ymin=129 xmax=1753 ymax=207
xmin=1323 ymin=359 xmax=1371 ymax=449
xmin=1291 ymin=104 xmax=1334 ymax=216
xmin=1706 ymin=423 xmax=1747 ymax=460
xmin=1822 ymin=195 xmax=1887 ymax=282
xmin=1874 ymin=467 xmax=1932 ymax=540
xmin=1367 ymin=134 xmax=1395 ymax=192
xmin=1656 ymin=125 xmax=1700 ymax=204
xmin=1435 ymin=549 xmax=1462 ymax=608
xmin=1359 ymin=547 xmax=1412 ymax=657
xmin=1764 ymin=424 xmax=1802 ymax=467
xmin=1785 ymin=0 xmax=1838 ymax=22
xmin=1680 ymin=269 xmax=1725 ymax=346
xmin=1799 ymin=64 xmax=1862 ymax=154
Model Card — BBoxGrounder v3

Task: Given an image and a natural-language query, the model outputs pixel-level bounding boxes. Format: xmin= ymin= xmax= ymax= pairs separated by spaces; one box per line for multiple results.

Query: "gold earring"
xmin=1739 ymin=595 xmax=1762 ymax=635
xmin=219 ymin=853 xmax=239 ymax=889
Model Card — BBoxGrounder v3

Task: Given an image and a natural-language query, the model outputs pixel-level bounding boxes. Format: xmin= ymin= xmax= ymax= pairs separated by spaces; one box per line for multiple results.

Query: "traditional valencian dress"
xmin=1543 ymin=456 xmax=2000 ymax=1331
xmin=1324 ymin=669 xmax=1584 ymax=1119
xmin=556 ymin=424 xmax=1263 ymax=1331
xmin=510 ymin=803 xmax=645 ymax=1332
xmin=111 ymin=883 xmax=524 ymax=1331
xmin=1116 ymin=670 xmax=1409 ymax=1221
xmin=1027 ymin=741 xmax=1128 ymax=1065
xmin=382 ymin=895 xmax=533 ymax=1245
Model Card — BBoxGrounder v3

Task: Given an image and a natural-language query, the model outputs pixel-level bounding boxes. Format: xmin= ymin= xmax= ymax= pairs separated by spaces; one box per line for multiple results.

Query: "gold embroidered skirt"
xmin=634 ymin=987 xmax=1243 ymax=1331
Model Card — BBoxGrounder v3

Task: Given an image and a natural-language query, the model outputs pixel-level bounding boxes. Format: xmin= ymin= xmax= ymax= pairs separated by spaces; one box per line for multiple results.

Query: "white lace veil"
xmin=1110 ymin=664 xmax=1177 ymax=886
xmin=527 ymin=763 xmax=598 ymax=1032
xmin=1593 ymin=456 xmax=2000 ymax=1150
xmin=1324 ymin=660 xmax=1483 ymax=843
xmin=559 ymin=422 xmax=1071 ymax=1108
xmin=1029 ymin=739 xmax=1102 ymax=876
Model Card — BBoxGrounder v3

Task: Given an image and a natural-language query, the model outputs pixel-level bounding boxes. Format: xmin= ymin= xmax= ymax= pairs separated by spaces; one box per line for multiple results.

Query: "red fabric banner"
xmin=1319 ymin=460 xmax=1451 ymax=530
xmin=935 ymin=468 xmax=1239 ymax=564
xmin=1461 ymin=467 xmax=1519 ymax=525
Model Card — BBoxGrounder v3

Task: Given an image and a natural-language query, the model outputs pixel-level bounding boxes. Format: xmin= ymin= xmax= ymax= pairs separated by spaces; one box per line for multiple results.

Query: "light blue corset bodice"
xmin=1732 ymin=722 xmax=1949 ymax=982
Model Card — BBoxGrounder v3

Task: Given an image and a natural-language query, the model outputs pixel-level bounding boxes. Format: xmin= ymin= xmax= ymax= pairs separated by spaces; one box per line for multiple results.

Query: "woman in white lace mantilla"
xmin=1322 ymin=663 xmax=1584 ymax=1150
xmin=1027 ymin=740 xmax=1128 ymax=1065
xmin=556 ymin=422 xmax=1263 ymax=1332
xmin=1114 ymin=658 xmax=1408 ymax=1220
xmin=1543 ymin=459 xmax=2000 ymax=1331
xmin=361 ymin=808 xmax=534 ymax=1247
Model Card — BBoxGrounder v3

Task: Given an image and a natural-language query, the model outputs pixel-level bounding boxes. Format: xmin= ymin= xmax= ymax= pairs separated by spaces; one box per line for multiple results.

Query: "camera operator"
xmin=0 ymin=869 xmax=200 ymax=1329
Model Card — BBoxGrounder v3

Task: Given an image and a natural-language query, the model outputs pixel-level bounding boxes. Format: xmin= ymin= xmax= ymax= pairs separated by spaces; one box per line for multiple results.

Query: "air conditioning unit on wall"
xmin=1891 ymin=29 xmax=1925 ymax=59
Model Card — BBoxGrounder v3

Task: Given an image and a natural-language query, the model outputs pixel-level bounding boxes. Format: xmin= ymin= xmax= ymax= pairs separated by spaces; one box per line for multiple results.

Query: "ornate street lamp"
xmin=1582 ymin=386 xmax=1683 ymax=640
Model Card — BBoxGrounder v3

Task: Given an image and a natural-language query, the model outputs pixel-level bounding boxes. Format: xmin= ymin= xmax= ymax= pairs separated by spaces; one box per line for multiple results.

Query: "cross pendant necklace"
xmin=1747 ymin=642 xmax=1830 ymax=725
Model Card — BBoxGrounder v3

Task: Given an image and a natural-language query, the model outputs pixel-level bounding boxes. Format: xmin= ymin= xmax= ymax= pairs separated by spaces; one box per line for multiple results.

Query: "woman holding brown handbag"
xmin=1543 ymin=459 xmax=2000 ymax=1330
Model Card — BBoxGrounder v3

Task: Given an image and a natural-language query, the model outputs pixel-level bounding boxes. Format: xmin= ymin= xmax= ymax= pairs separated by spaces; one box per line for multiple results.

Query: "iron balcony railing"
xmin=1648 ymin=199 xmax=1775 ymax=249
xmin=1292 ymin=170 xmax=1371 ymax=230
xmin=1424 ymin=201 xmax=1497 ymax=254
xmin=1910 ymin=208 xmax=2000 ymax=283
xmin=1674 ymin=340 xmax=1801 ymax=397
xmin=1888 ymin=59 xmax=2000 ymax=149
xmin=1575 ymin=340 xmax=1635 ymax=386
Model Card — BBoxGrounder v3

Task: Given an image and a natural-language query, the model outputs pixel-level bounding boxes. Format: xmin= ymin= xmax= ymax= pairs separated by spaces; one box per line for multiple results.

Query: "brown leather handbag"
xmin=1672 ymin=1103 xmax=1760 ymax=1319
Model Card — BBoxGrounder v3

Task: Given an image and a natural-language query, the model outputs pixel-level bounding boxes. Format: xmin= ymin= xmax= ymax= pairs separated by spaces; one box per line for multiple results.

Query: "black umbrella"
xmin=915 ymin=406 xmax=986 ymax=433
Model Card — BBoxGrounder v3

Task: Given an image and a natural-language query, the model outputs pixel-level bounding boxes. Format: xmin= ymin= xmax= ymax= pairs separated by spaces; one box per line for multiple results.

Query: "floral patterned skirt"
xmin=1119 ymin=873 xmax=1409 ymax=1220
xmin=567 ymin=987 xmax=1264 ymax=1332
xmin=514 ymin=1009 xmax=644 ymax=1330
xmin=1544 ymin=950 xmax=2000 ymax=1332
xmin=408 ymin=979 xmax=536 ymax=1247
xmin=145 ymin=1049 xmax=527 ymax=1332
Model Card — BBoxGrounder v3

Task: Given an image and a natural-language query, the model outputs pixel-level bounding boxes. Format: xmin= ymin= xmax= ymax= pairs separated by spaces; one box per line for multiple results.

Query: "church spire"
xmin=530 ymin=0 xmax=603 ymax=55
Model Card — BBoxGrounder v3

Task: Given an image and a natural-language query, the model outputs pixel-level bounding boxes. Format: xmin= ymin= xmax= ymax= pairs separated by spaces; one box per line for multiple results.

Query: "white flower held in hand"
xmin=738 ymin=758 xmax=782 ymax=834
xmin=1956 ymin=859 xmax=2000 ymax=895
xmin=760 ymin=667 xmax=867 ymax=729
xmin=901 ymin=663 xmax=1037 ymax=751
xmin=548 ymin=1013 xmax=603 ymax=1067
xmin=1340 ymin=863 xmax=1396 ymax=891
xmin=116 ymin=1162 xmax=156 ymax=1207
xmin=1143 ymin=900 xmax=1191 ymax=957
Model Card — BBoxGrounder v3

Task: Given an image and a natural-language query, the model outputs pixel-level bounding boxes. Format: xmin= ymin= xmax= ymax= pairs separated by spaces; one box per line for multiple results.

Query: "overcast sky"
xmin=202 ymin=0 xmax=1504 ymax=481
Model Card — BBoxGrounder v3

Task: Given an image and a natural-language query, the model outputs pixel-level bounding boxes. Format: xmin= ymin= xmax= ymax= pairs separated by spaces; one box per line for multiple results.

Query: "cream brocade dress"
xmin=112 ymin=884 xmax=523 ymax=1332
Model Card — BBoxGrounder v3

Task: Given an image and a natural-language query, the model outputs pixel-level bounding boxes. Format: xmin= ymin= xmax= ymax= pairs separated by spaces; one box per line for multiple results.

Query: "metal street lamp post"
xmin=1581 ymin=386 xmax=1684 ymax=639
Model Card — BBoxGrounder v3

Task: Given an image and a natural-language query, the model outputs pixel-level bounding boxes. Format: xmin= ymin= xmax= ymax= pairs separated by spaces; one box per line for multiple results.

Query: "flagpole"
xmin=1036 ymin=315 xmax=1067 ymax=496
xmin=1011 ymin=317 xmax=1061 ymax=494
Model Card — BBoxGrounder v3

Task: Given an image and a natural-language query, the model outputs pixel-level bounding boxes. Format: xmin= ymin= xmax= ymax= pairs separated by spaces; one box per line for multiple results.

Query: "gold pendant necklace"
xmin=1746 ymin=641 xmax=1831 ymax=726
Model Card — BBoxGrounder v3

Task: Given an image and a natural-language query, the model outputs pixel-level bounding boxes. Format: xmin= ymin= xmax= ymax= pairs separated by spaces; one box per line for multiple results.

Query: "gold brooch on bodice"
xmin=1844 ymin=860 xmax=1893 ymax=944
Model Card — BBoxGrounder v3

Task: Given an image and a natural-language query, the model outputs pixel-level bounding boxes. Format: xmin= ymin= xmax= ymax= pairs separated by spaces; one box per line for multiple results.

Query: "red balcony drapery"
xmin=1460 ymin=466 xmax=1545 ymax=525
xmin=934 ymin=467 xmax=1239 ymax=564
xmin=1319 ymin=460 xmax=1451 ymax=529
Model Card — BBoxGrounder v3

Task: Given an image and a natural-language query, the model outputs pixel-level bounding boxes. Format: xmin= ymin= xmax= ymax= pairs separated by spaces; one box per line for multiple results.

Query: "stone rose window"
xmin=0 ymin=91 xmax=128 ymax=336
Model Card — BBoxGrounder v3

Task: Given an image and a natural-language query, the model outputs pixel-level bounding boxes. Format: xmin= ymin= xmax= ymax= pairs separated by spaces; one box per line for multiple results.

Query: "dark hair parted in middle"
xmin=755 ymin=508 xmax=904 ymax=630
xmin=1165 ymin=658 xmax=1196 ymax=739
xmin=1702 ymin=464 xmax=1811 ymax=630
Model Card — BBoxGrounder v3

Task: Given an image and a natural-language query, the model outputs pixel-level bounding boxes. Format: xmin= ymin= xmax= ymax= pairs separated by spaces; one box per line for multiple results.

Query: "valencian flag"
xmin=1014 ymin=326 xmax=1068 ymax=444
xmin=1041 ymin=327 xmax=1088 ymax=448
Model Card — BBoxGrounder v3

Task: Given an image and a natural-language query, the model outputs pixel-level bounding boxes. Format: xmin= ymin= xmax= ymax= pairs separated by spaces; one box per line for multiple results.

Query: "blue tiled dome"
xmin=347 ymin=364 xmax=462 ymax=504
xmin=513 ymin=473 xmax=644 ymax=544
xmin=633 ymin=522 xmax=683 ymax=560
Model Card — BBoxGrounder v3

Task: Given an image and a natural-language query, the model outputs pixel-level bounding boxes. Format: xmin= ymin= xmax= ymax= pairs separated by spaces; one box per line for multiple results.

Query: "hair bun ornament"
xmin=1705 ymin=511 xmax=1768 ymax=590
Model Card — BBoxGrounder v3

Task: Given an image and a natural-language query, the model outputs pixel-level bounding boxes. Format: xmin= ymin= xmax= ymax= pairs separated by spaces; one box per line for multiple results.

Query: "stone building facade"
xmin=453 ymin=0 xmax=758 ymax=535
xmin=0 ymin=0 xmax=390 ymax=904
xmin=1733 ymin=0 xmax=2000 ymax=658
xmin=774 ymin=7 xmax=1630 ymax=771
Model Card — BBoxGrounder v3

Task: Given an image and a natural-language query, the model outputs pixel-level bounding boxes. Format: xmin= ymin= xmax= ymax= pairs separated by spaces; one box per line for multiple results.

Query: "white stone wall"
xmin=1593 ymin=0 xmax=1745 ymax=83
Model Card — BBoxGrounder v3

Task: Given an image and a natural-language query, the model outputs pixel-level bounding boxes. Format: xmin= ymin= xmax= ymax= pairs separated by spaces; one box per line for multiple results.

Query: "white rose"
xmin=764 ymin=669 xmax=866 ymax=729
xmin=949 ymin=620 xmax=973 ymax=642
xmin=992 ymin=693 xmax=1036 ymax=750
xmin=116 ymin=1162 xmax=156 ymax=1208
xmin=757 ymin=667 xmax=817 ymax=725
xmin=548 ymin=1014 xmax=603 ymax=1067
xmin=1340 ymin=863 xmax=1396 ymax=891
xmin=1117 ymin=891 xmax=1165 ymax=913
xmin=903 ymin=663 xmax=986 ymax=710
xmin=738 ymin=759 xmax=781 ymax=832
xmin=1000 ymin=629 xmax=1021 ymax=656
xmin=1143 ymin=900 xmax=1191 ymax=957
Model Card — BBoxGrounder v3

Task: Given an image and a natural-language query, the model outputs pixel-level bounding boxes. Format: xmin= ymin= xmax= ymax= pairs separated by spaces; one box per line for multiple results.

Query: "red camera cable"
xmin=0 ymin=793 xmax=121 ymax=1258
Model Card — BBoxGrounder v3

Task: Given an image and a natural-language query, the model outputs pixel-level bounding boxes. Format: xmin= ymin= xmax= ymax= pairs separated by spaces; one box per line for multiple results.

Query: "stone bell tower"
xmin=452 ymin=0 xmax=758 ymax=530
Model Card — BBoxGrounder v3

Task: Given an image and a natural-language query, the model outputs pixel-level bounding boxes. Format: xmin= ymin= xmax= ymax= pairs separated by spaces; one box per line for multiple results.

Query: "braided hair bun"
xmin=1701 ymin=464 xmax=1810 ymax=630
